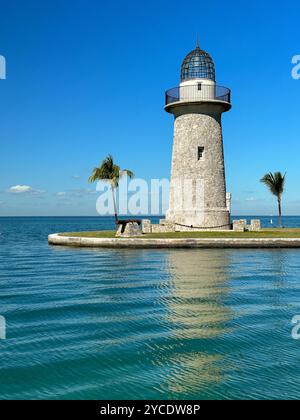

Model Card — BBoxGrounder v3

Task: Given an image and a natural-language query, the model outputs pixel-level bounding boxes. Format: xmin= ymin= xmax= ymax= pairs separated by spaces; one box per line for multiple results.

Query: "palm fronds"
xmin=260 ymin=171 xmax=286 ymax=227
xmin=88 ymin=155 xmax=135 ymax=225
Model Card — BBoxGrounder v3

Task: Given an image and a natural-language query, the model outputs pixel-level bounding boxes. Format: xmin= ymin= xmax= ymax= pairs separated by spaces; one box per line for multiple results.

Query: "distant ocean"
xmin=0 ymin=216 xmax=300 ymax=400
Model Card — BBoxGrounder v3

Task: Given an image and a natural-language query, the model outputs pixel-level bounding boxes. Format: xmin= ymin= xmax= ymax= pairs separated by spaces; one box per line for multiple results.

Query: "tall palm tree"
xmin=260 ymin=171 xmax=286 ymax=228
xmin=88 ymin=155 xmax=134 ymax=225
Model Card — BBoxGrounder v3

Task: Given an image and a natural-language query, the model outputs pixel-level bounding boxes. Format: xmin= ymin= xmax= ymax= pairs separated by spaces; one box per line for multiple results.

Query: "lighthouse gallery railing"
xmin=165 ymin=84 xmax=231 ymax=105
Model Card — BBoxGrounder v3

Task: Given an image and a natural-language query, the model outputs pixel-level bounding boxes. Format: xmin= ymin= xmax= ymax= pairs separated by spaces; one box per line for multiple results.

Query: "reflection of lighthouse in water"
xmin=156 ymin=249 xmax=233 ymax=396
xmin=165 ymin=250 xmax=232 ymax=337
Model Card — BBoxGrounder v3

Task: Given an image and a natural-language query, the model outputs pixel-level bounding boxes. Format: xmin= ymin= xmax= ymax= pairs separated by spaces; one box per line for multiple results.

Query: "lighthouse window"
xmin=198 ymin=147 xmax=204 ymax=160
xmin=197 ymin=83 xmax=202 ymax=91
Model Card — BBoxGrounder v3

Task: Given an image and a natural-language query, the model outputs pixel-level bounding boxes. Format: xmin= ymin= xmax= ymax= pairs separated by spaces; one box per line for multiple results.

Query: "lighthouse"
xmin=165 ymin=41 xmax=231 ymax=230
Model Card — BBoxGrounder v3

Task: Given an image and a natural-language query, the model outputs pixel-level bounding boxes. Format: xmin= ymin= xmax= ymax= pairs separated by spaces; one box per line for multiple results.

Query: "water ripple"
xmin=1 ymin=217 xmax=300 ymax=399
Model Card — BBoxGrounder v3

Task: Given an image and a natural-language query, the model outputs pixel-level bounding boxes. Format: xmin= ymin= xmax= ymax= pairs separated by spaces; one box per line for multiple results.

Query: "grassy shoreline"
xmin=59 ymin=228 xmax=300 ymax=239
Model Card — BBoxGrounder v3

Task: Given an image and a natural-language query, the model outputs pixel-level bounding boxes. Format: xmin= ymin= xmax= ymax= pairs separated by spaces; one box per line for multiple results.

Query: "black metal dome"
xmin=181 ymin=45 xmax=215 ymax=82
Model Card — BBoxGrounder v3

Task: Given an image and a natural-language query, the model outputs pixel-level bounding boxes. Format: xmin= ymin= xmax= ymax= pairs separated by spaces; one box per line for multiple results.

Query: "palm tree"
xmin=88 ymin=155 xmax=134 ymax=225
xmin=260 ymin=171 xmax=286 ymax=228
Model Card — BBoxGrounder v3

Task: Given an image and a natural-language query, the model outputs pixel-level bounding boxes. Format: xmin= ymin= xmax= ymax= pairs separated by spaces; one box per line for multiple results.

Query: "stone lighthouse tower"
xmin=165 ymin=41 xmax=231 ymax=230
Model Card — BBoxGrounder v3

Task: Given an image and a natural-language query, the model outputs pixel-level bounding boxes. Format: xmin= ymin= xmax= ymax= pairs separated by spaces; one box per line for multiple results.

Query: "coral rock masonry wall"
xmin=166 ymin=103 xmax=230 ymax=230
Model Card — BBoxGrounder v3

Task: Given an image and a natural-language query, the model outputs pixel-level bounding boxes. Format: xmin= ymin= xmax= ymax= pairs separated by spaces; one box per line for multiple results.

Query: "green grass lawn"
xmin=59 ymin=228 xmax=300 ymax=239
xmin=59 ymin=230 xmax=116 ymax=238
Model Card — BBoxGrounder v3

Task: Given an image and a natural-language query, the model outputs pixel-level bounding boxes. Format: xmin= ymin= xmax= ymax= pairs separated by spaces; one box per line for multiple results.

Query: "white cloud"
xmin=71 ymin=188 xmax=97 ymax=196
xmin=55 ymin=189 xmax=96 ymax=198
xmin=244 ymin=197 xmax=265 ymax=202
xmin=71 ymin=175 xmax=82 ymax=180
xmin=8 ymin=185 xmax=45 ymax=195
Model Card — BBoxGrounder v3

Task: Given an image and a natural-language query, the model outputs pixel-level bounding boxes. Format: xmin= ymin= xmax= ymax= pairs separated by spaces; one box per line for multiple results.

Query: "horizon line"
xmin=0 ymin=215 xmax=299 ymax=218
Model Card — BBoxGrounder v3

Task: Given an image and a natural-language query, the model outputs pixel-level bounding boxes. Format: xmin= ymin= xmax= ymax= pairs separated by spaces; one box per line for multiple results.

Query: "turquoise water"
xmin=0 ymin=216 xmax=300 ymax=400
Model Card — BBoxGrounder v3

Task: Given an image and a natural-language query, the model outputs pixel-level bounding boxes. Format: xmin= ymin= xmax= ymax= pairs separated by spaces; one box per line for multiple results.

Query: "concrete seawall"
xmin=48 ymin=234 xmax=300 ymax=249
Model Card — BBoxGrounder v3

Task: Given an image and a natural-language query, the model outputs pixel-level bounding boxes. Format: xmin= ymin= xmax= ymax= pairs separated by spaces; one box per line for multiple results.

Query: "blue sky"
xmin=0 ymin=0 xmax=299 ymax=216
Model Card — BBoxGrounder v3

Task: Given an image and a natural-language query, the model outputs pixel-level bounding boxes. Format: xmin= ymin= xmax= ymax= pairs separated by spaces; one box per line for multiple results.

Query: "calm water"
xmin=0 ymin=216 xmax=300 ymax=400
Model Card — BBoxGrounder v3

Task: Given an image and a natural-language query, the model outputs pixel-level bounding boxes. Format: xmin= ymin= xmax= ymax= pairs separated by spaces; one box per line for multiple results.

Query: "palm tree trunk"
xmin=278 ymin=198 xmax=282 ymax=228
xmin=111 ymin=185 xmax=118 ymax=226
